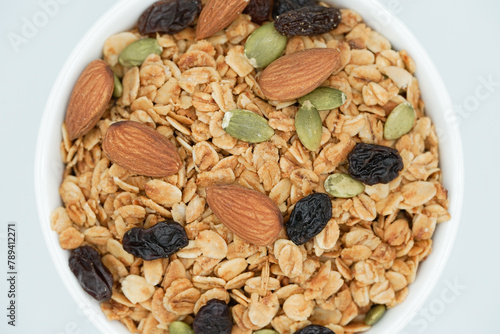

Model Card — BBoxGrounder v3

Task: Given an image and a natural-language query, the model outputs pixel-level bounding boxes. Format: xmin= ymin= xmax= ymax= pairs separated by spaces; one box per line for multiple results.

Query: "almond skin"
xmin=258 ymin=48 xmax=342 ymax=101
xmin=102 ymin=121 xmax=181 ymax=177
xmin=206 ymin=184 xmax=283 ymax=246
xmin=196 ymin=0 xmax=250 ymax=40
xmin=65 ymin=59 xmax=114 ymax=140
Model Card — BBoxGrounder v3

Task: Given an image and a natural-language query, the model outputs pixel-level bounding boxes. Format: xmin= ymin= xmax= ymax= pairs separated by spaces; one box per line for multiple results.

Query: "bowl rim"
xmin=35 ymin=0 xmax=464 ymax=333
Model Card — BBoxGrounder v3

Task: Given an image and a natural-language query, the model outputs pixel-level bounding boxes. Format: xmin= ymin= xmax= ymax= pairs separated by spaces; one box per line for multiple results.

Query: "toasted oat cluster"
xmin=52 ymin=3 xmax=450 ymax=334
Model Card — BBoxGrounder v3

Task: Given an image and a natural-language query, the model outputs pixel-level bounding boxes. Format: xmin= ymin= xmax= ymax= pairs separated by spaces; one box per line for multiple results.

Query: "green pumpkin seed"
xmin=295 ymin=100 xmax=323 ymax=151
xmin=244 ymin=22 xmax=287 ymax=69
xmin=298 ymin=87 xmax=347 ymax=110
xmin=383 ymin=102 xmax=416 ymax=140
xmin=324 ymin=173 xmax=365 ymax=198
xmin=222 ymin=109 xmax=274 ymax=143
xmin=118 ymin=38 xmax=162 ymax=67
xmin=364 ymin=304 xmax=386 ymax=326
xmin=254 ymin=330 xmax=279 ymax=334
xmin=113 ymin=74 xmax=123 ymax=98
xmin=169 ymin=321 xmax=194 ymax=334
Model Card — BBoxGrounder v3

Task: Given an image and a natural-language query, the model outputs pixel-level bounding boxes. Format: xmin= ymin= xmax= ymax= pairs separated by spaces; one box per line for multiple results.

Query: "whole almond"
xmin=65 ymin=59 xmax=114 ymax=140
xmin=258 ymin=48 xmax=342 ymax=101
xmin=196 ymin=0 xmax=250 ymax=40
xmin=102 ymin=121 xmax=181 ymax=177
xmin=206 ymin=184 xmax=283 ymax=246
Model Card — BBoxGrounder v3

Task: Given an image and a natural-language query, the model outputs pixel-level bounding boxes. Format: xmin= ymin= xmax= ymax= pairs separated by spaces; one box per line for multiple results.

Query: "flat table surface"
xmin=1 ymin=0 xmax=499 ymax=333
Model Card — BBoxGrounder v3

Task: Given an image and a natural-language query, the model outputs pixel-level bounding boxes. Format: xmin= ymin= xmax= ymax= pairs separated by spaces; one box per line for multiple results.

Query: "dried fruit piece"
xmin=206 ymin=184 xmax=283 ymax=246
xmin=365 ymin=304 xmax=386 ymax=325
xmin=193 ymin=299 xmax=232 ymax=334
xmin=383 ymin=102 xmax=416 ymax=140
xmin=272 ymin=0 xmax=315 ymax=19
xmin=169 ymin=321 xmax=195 ymax=334
xmin=118 ymin=38 xmax=162 ymax=67
xmin=244 ymin=0 xmax=272 ymax=24
xmin=245 ymin=22 xmax=287 ymax=68
xmin=274 ymin=6 xmax=342 ymax=36
xmin=295 ymin=100 xmax=322 ymax=151
xmin=196 ymin=0 xmax=250 ymax=40
xmin=65 ymin=59 xmax=114 ymax=140
xmin=113 ymin=74 xmax=123 ymax=98
xmin=122 ymin=221 xmax=188 ymax=260
xmin=138 ymin=0 xmax=201 ymax=35
xmin=222 ymin=109 xmax=274 ymax=143
xmin=348 ymin=143 xmax=404 ymax=185
xmin=286 ymin=193 xmax=332 ymax=245
xmin=102 ymin=121 xmax=182 ymax=177
xmin=324 ymin=173 xmax=365 ymax=198
xmin=294 ymin=325 xmax=335 ymax=334
xmin=68 ymin=245 xmax=113 ymax=301
xmin=259 ymin=48 xmax=341 ymax=101
xmin=298 ymin=87 xmax=346 ymax=110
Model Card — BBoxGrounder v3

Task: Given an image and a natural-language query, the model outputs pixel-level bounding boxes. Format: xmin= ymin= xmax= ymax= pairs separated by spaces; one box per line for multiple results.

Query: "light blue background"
xmin=1 ymin=0 xmax=499 ymax=333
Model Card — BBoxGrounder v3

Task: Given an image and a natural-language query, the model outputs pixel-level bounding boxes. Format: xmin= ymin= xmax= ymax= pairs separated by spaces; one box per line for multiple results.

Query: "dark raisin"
xmin=122 ymin=221 xmax=188 ymax=260
xmin=294 ymin=325 xmax=336 ymax=334
xmin=272 ymin=0 xmax=316 ymax=19
xmin=193 ymin=299 xmax=232 ymax=334
xmin=286 ymin=193 xmax=332 ymax=245
xmin=244 ymin=0 xmax=272 ymax=24
xmin=69 ymin=245 xmax=113 ymax=301
xmin=138 ymin=0 xmax=201 ymax=35
xmin=274 ymin=6 xmax=342 ymax=36
xmin=348 ymin=143 xmax=404 ymax=185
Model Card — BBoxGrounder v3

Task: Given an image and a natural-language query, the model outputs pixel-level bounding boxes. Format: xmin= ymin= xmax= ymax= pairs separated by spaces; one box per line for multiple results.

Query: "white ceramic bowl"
xmin=35 ymin=0 xmax=464 ymax=333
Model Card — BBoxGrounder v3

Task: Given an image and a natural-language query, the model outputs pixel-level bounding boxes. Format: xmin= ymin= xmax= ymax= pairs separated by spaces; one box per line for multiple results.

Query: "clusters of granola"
xmin=52 ymin=8 xmax=450 ymax=334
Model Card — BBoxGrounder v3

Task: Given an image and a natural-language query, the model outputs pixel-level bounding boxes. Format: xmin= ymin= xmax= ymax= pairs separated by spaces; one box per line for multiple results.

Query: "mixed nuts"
xmin=55 ymin=0 xmax=450 ymax=333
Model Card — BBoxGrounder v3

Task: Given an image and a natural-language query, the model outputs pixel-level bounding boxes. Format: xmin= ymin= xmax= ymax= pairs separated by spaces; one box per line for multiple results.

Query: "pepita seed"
xmin=324 ymin=173 xmax=365 ymax=198
xmin=222 ymin=109 xmax=274 ymax=143
xmin=295 ymin=100 xmax=322 ymax=151
xmin=244 ymin=22 xmax=287 ymax=69
xmin=254 ymin=330 xmax=279 ymax=334
xmin=118 ymin=38 xmax=162 ymax=67
xmin=113 ymin=74 xmax=123 ymax=98
xmin=383 ymin=102 xmax=416 ymax=140
xmin=169 ymin=321 xmax=194 ymax=334
xmin=298 ymin=87 xmax=347 ymax=110
xmin=364 ymin=304 xmax=386 ymax=326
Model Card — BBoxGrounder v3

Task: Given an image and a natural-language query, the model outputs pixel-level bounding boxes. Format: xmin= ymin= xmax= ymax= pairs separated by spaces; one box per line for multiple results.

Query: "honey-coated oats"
xmin=53 ymin=2 xmax=450 ymax=332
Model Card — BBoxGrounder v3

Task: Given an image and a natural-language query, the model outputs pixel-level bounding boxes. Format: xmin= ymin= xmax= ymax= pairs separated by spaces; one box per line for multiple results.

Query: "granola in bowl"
xmin=51 ymin=0 xmax=451 ymax=333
